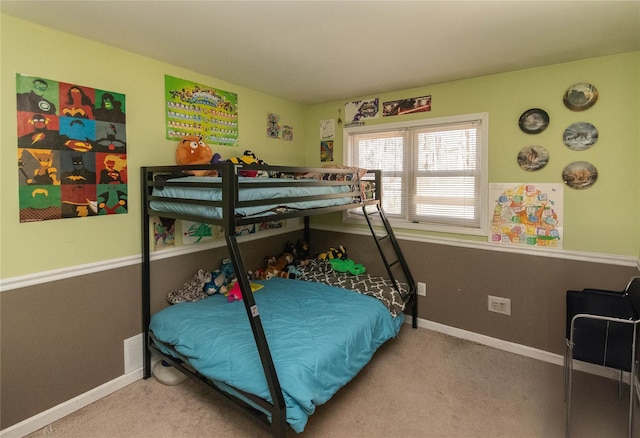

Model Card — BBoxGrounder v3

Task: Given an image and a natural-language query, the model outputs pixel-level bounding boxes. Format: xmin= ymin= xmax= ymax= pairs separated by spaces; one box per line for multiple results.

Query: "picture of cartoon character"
xmin=16 ymin=77 xmax=57 ymax=114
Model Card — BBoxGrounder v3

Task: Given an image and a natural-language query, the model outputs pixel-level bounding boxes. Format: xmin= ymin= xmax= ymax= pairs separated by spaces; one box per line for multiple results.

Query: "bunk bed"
xmin=141 ymin=161 xmax=417 ymax=437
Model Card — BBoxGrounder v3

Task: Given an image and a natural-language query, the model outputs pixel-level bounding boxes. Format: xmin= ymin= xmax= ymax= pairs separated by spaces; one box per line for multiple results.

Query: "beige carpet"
xmin=26 ymin=327 xmax=637 ymax=438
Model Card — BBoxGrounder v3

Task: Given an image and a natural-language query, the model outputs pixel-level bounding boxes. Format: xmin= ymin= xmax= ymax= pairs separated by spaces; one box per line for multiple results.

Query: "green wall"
xmin=1 ymin=14 xmax=639 ymax=281
xmin=305 ymin=52 xmax=640 ymax=256
xmin=0 ymin=15 xmax=306 ymax=279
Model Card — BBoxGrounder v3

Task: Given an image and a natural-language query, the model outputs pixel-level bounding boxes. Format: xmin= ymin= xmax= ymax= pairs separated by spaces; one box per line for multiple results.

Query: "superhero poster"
xmin=16 ymin=74 xmax=127 ymax=222
xmin=164 ymin=75 xmax=238 ymax=146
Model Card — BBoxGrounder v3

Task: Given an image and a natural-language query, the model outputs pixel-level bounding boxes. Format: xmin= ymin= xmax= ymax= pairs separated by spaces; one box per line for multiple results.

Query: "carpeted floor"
xmin=26 ymin=327 xmax=637 ymax=437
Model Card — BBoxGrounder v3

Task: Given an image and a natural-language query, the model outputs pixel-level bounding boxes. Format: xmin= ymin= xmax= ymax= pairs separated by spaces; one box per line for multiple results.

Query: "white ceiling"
xmin=2 ymin=1 xmax=639 ymax=105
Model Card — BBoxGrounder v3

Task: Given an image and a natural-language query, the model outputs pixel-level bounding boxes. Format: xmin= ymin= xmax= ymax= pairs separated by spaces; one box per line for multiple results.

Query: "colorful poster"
xmin=489 ymin=183 xmax=563 ymax=248
xmin=383 ymin=95 xmax=431 ymax=117
xmin=165 ymin=75 xmax=238 ymax=146
xmin=345 ymin=98 xmax=379 ymax=122
xmin=320 ymin=140 xmax=334 ymax=162
xmin=153 ymin=217 xmax=175 ymax=250
xmin=182 ymin=220 xmax=214 ymax=244
xmin=16 ymin=74 xmax=127 ymax=222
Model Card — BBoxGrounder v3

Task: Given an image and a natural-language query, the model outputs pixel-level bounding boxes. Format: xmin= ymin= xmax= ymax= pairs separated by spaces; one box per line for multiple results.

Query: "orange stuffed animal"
xmin=175 ymin=135 xmax=216 ymax=176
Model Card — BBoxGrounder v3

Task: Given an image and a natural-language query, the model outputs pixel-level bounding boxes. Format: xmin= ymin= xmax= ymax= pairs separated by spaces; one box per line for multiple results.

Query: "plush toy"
xmin=263 ymin=252 xmax=296 ymax=279
xmin=228 ymin=150 xmax=270 ymax=177
xmin=317 ymin=245 xmax=347 ymax=261
xmin=204 ymin=258 xmax=235 ymax=295
xmin=175 ymin=135 xmax=216 ymax=176
xmin=167 ymin=268 xmax=212 ymax=304
xmin=329 ymin=258 xmax=366 ymax=275
xmin=285 ymin=239 xmax=312 ymax=267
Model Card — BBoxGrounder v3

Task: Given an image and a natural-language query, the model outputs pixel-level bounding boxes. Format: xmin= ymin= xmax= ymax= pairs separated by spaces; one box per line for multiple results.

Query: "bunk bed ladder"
xmin=363 ymin=203 xmax=418 ymax=328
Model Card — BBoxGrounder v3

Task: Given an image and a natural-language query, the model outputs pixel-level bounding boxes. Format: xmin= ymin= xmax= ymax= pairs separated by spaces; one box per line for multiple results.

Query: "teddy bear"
xmin=167 ymin=268 xmax=212 ymax=304
xmin=175 ymin=135 xmax=217 ymax=176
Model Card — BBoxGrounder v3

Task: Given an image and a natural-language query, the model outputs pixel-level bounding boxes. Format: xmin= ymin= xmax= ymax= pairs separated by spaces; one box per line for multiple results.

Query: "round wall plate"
xmin=563 ymin=122 xmax=598 ymax=150
xmin=562 ymin=161 xmax=598 ymax=189
xmin=517 ymin=145 xmax=549 ymax=171
xmin=563 ymin=83 xmax=598 ymax=111
xmin=519 ymin=108 xmax=549 ymax=134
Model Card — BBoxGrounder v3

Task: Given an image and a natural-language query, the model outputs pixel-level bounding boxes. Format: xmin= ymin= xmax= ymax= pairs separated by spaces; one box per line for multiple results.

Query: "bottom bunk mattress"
xmin=149 ymin=276 xmax=403 ymax=433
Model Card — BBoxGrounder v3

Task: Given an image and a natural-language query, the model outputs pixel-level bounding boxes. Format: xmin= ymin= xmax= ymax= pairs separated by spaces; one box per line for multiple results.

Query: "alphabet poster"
xmin=165 ymin=75 xmax=238 ymax=146
xmin=16 ymin=74 xmax=128 ymax=222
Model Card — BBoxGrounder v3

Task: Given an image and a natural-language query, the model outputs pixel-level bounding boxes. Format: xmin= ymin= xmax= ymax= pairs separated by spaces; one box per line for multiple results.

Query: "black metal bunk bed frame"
xmin=141 ymin=161 xmax=417 ymax=437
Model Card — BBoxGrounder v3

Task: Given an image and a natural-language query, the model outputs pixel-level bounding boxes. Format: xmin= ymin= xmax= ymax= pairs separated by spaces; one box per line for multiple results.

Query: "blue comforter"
xmin=150 ymin=277 xmax=403 ymax=432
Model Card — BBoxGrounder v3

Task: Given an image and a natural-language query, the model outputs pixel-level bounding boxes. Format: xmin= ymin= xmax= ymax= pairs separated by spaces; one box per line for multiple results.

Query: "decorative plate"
xmin=562 ymin=161 xmax=598 ymax=189
xmin=563 ymin=122 xmax=598 ymax=151
xmin=518 ymin=108 xmax=549 ymax=134
xmin=563 ymin=83 xmax=598 ymax=111
xmin=517 ymin=145 xmax=549 ymax=171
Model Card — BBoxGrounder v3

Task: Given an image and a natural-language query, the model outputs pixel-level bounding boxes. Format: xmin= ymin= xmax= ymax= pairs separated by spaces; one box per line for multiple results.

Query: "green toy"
xmin=329 ymin=258 xmax=366 ymax=275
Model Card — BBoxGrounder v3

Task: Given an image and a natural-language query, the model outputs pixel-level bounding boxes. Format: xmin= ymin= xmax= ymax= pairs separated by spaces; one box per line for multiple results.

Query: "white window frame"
xmin=343 ymin=112 xmax=489 ymax=236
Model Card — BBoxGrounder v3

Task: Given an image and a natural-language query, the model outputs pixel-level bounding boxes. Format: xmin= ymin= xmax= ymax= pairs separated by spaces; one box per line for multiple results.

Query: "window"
xmin=344 ymin=113 xmax=488 ymax=235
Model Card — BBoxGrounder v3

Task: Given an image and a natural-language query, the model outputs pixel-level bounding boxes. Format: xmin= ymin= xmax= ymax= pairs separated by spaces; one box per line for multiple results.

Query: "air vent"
xmin=124 ymin=333 xmax=143 ymax=374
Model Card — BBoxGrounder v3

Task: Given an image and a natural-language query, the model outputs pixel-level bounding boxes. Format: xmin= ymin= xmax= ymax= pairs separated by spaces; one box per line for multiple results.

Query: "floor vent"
xmin=124 ymin=333 xmax=143 ymax=374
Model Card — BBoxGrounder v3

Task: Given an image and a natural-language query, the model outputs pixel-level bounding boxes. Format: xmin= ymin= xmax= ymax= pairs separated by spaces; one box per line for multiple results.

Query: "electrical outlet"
xmin=488 ymin=295 xmax=511 ymax=315
xmin=417 ymin=282 xmax=427 ymax=296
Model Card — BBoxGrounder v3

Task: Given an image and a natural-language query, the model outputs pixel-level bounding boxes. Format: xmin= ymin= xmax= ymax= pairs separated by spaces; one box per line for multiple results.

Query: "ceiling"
xmin=2 ymin=1 xmax=639 ymax=105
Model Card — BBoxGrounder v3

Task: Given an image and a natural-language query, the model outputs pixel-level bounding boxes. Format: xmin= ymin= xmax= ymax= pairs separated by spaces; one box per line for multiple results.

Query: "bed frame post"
xmin=221 ymin=161 xmax=287 ymax=437
xmin=141 ymin=166 xmax=152 ymax=379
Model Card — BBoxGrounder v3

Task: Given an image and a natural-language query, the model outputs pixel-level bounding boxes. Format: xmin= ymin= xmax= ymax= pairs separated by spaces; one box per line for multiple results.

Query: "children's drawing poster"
xmin=16 ymin=74 xmax=127 ymax=222
xmin=345 ymin=98 xmax=379 ymax=123
xmin=182 ymin=220 xmax=214 ymax=245
xmin=489 ymin=183 xmax=563 ymax=248
xmin=165 ymin=75 xmax=238 ymax=146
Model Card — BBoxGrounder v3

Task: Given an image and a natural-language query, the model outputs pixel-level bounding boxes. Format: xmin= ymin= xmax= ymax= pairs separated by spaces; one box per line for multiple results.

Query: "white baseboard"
xmin=0 ymin=369 xmax=143 ymax=438
xmin=1 ymin=318 xmax=624 ymax=438
xmin=405 ymin=316 xmax=626 ymax=382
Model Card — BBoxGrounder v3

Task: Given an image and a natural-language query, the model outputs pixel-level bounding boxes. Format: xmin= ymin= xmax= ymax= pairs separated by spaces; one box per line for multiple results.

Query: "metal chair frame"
xmin=564 ymin=276 xmax=640 ymax=438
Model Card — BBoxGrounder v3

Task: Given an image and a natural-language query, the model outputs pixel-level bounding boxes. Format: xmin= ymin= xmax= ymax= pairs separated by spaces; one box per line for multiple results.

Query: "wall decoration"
xmin=518 ymin=108 xmax=549 ymax=134
xmin=562 ymin=161 xmax=598 ymax=189
xmin=182 ymin=220 xmax=214 ymax=244
xmin=165 ymin=75 xmax=238 ymax=146
xmin=562 ymin=122 xmax=598 ymax=151
xmin=345 ymin=98 xmax=379 ymax=122
xmin=282 ymin=125 xmax=293 ymax=141
xmin=563 ymin=82 xmax=598 ymax=111
xmin=320 ymin=118 xmax=335 ymax=140
xmin=153 ymin=217 xmax=175 ymax=250
xmin=517 ymin=145 xmax=549 ymax=171
xmin=489 ymin=183 xmax=563 ymax=248
xmin=320 ymin=140 xmax=334 ymax=162
xmin=382 ymin=95 xmax=431 ymax=117
xmin=16 ymin=74 xmax=127 ymax=222
xmin=267 ymin=112 xmax=281 ymax=138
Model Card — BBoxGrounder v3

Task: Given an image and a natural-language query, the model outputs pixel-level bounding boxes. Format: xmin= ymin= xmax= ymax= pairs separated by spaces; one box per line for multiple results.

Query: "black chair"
xmin=564 ymin=276 xmax=640 ymax=438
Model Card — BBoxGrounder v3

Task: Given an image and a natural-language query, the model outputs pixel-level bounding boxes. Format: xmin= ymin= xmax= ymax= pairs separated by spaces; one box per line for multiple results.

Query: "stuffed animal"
xmin=285 ymin=239 xmax=312 ymax=266
xmin=204 ymin=258 xmax=235 ymax=295
xmin=263 ymin=252 xmax=296 ymax=279
xmin=167 ymin=268 xmax=212 ymax=304
xmin=226 ymin=280 xmax=264 ymax=302
xmin=317 ymin=245 xmax=347 ymax=261
xmin=329 ymin=258 xmax=366 ymax=275
xmin=175 ymin=135 xmax=217 ymax=176
xmin=228 ymin=150 xmax=270 ymax=177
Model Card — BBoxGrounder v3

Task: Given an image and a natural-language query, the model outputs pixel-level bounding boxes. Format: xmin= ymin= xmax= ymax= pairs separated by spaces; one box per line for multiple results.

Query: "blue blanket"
xmin=150 ymin=176 xmax=354 ymax=219
xmin=150 ymin=277 xmax=403 ymax=432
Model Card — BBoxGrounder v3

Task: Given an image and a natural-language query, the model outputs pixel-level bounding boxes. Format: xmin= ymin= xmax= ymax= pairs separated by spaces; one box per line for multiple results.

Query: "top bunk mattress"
xmin=149 ymin=175 xmax=359 ymax=220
